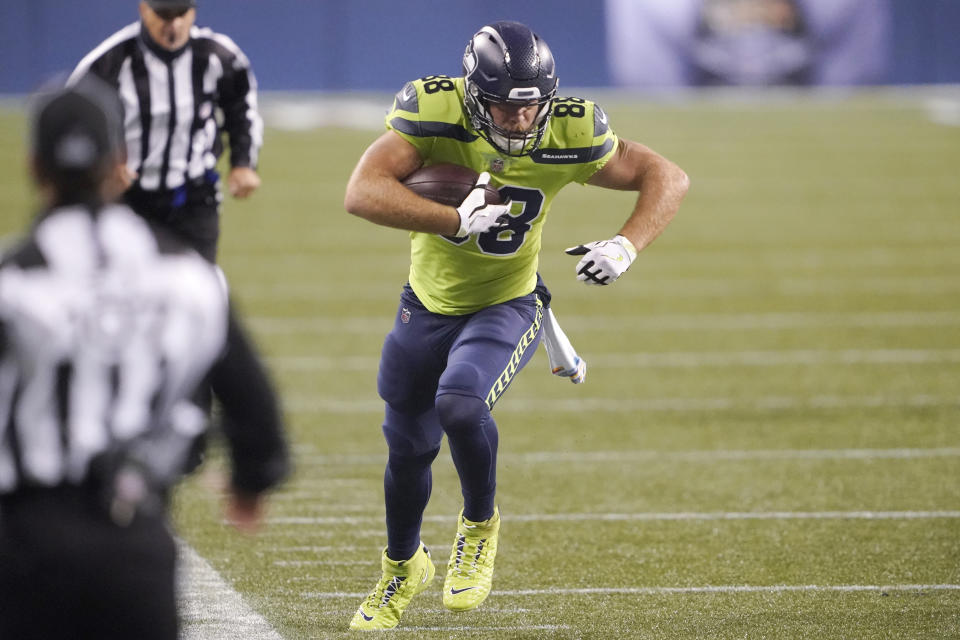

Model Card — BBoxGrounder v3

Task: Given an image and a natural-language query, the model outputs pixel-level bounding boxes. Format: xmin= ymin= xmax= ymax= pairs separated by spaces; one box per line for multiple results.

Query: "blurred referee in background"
xmin=0 ymin=77 xmax=288 ymax=640
xmin=68 ymin=0 xmax=263 ymax=263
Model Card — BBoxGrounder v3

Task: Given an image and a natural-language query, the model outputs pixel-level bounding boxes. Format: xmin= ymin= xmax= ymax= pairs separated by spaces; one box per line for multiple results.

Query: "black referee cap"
xmin=31 ymin=75 xmax=124 ymax=183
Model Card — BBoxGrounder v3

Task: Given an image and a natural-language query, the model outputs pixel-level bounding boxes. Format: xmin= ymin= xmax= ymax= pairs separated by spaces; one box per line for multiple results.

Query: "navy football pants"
xmin=377 ymin=284 xmax=543 ymax=561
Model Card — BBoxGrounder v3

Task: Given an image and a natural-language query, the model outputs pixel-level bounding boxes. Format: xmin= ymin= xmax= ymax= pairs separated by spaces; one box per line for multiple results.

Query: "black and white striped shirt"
xmin=68 ymin=22 xmax=263 ymax=193
xmin=0 ymin=204 xmax=228 ymax=493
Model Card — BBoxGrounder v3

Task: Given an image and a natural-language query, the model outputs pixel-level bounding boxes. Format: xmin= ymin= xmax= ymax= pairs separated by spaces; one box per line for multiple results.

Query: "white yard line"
xmin=269 ymin=510 xmax=960 ymax=526
xmin=509 ymin=446 xmax=960 ymax=464
xmin=397 ymin=625 xmax=571 ymax=632
xmin=496 ymin=584 xmax=960 ymax=596
xmin=273 ymin=560 xmax=373 ymax=567
xmin=300 ymin=584 xmax=960 ymax=599
xmin=248 ymin=310 xmax=960 ymax=335
xmin=237 ymin=276 xmax=960 ymax=301
xmin=269 ymin=348 xmax=960 ymax=372
xmin=178 ymin=542 xmax=284 ymax=640
xmin=273 ymin=545 xmax=361 ymax=552
xmin=398 ymin=624 xmax=570 ymax=633
xmin=498 ymin=511 xmax=960 ymax=522
xmin=502 ymin=394 xmax=960 ymax=413
xmin=571 ymin=348 xmax=960 ymax=367
xmin=293 ymin=446 xmax=960 ymax=467
xmin=283 ymin=393 xmax=960 ymax=414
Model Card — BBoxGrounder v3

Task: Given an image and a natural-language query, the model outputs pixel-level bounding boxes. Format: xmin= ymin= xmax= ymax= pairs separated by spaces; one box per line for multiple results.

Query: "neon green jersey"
xmin=387 ymin=75 xmax=618 ymax=315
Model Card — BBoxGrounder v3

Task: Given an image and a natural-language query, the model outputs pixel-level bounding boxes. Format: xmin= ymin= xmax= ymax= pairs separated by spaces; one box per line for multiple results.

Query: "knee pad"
xmin=435 ymin=392 xmax=490 ymax=438
xmin=438 ymin=360 xmax=486 ymax=398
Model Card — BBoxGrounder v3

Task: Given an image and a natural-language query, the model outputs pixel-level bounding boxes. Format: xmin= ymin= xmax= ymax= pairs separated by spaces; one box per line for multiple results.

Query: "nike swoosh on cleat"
xmin=449 ymin=587 xmax=478 ymax=595
xmin=358 ymin=610 xmax=374 ymax=622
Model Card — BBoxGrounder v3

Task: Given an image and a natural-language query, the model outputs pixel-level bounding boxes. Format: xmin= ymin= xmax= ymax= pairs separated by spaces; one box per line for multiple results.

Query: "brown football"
xmin=402 ymin=163 xmax=502 ymax=207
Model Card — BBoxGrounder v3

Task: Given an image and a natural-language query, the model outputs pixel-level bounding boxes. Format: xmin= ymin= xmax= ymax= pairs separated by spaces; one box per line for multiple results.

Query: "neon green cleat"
xmin=442 ymin=507 xmax=500 ymax=612
xmin=349 ymin=543 xmax=435 ymax=630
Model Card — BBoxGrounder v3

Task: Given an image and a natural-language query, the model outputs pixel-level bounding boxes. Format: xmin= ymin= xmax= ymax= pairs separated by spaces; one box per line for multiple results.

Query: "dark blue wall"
xmin=888 ymin=0 xmax=960 ymax=84
xmin=0 ymin=0 xmax=607 ymax=93
xmin=1 ymin=0 xmax=957 ymax=94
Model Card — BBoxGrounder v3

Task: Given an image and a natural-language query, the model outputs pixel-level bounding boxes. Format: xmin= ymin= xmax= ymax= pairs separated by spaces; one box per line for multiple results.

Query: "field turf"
xmin=1 ymin=90 xmax=958 ymax=638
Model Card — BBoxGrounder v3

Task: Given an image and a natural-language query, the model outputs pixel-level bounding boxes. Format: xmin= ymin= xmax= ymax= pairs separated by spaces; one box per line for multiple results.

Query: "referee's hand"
xmin=228 ymin=166 xmax=261 ymax=199
xmin=225 ymin=489 xmax=267 ymax=533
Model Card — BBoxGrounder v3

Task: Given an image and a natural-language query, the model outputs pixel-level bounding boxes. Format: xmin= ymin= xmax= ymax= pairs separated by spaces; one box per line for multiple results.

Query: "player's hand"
xmin=565 ymin=235 xmax=638 ymax=285
xmin=454 ymin=171 xmax=512 ymax=237
xmin=228 ymin=166 xmax=261 ymax=199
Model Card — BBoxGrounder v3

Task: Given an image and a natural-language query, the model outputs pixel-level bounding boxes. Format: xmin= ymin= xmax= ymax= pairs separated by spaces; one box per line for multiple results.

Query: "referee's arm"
xmin=218 ymin=56 xmax=261 ymax=170
xmin=208 ymin=306 xmax=290 ymax=519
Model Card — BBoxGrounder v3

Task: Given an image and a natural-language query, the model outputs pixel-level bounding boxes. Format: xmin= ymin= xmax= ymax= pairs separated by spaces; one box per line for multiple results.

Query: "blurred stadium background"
xmin=1 ymin=1 xmax=958 ymax=638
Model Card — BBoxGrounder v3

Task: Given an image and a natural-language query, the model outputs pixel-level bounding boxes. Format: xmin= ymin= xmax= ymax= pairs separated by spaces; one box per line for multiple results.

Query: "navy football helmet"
xmin=462 ymin=21 xmax=558 ymax=156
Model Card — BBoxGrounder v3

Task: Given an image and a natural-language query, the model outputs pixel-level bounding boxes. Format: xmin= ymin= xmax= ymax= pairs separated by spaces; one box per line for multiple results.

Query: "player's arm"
xmin=344 ymin=130 xmax=463 ymax=235
xmin=565 ymin=139 xmax=689 ymax=285
xmin=586 ymin=138 xmax=689 ymax=253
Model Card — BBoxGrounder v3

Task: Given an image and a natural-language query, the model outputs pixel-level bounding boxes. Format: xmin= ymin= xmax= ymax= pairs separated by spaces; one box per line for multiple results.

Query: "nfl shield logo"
xmin=490 ymin=157 xmax=504 ymax=173
xmin=400 ymin=307 xmax=411 ymax=324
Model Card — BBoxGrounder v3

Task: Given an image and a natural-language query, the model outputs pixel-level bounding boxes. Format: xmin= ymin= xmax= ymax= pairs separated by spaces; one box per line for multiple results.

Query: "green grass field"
xmin=2 ymin=90 xmax=959 ymax=638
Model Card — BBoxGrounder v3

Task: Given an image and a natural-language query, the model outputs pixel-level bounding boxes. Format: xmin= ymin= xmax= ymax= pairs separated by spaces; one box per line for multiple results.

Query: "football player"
xmin=343 ymin=21 xmax=689 ymax=629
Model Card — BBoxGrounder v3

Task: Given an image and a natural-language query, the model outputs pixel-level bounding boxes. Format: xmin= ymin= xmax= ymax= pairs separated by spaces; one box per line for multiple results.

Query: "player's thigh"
xmin=377 ymin=289 xmax=461 ymax=414
xmin=438 ymin=293 xmax=543 ymax=407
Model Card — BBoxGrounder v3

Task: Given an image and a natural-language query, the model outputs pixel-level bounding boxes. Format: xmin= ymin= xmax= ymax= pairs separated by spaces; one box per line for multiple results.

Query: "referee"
xmin=0 ymin=78 xmax=288 ymax=640
xmin=68 ymin=0 xmax=263 ymax=263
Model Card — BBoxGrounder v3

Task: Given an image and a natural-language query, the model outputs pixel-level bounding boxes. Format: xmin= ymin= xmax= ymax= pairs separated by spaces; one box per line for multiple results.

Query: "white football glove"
xmin=565 ymin=234 xmax=638 ymax=285
xmin=454 ymin=171 xmax=512 ymax=238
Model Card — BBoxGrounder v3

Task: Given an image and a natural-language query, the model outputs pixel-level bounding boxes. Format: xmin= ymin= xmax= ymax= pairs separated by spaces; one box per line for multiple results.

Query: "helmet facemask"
xmin=464 ymin=80 xmax=554 ymax=157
